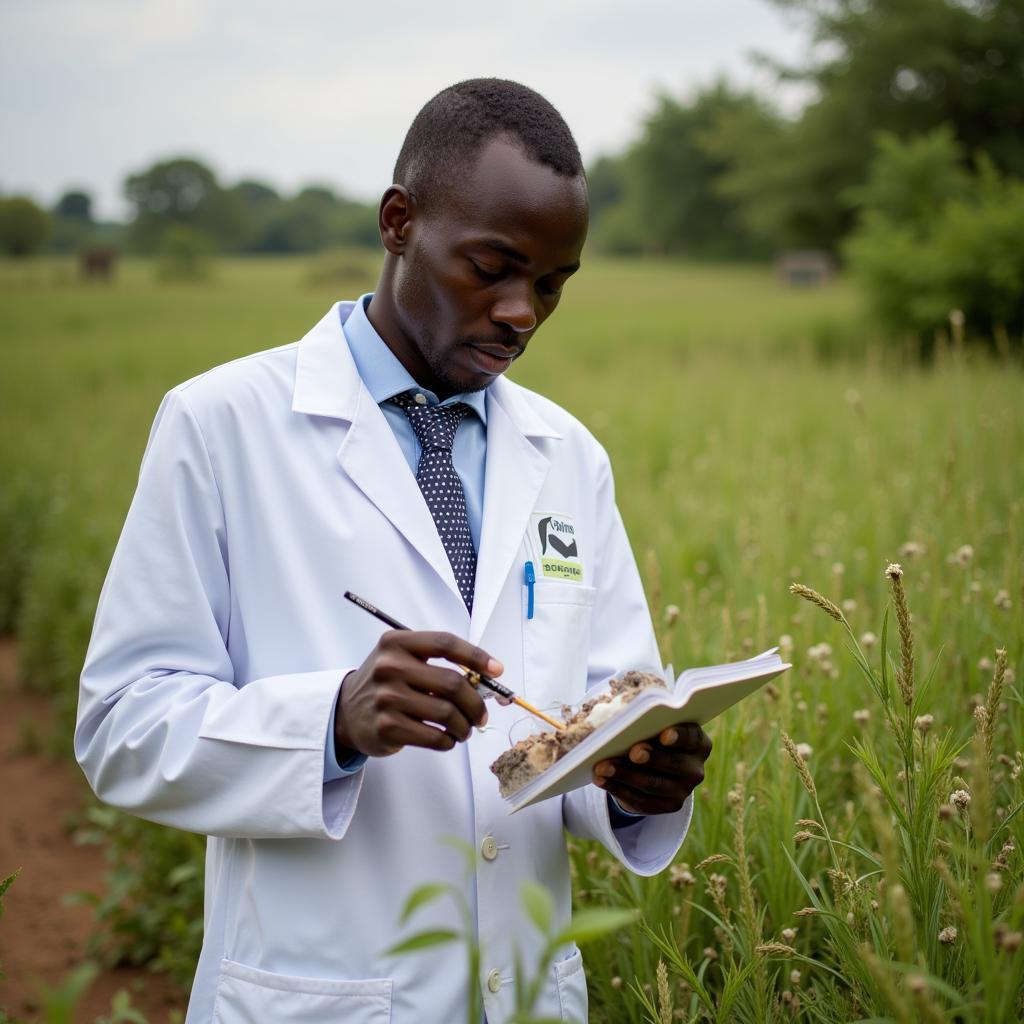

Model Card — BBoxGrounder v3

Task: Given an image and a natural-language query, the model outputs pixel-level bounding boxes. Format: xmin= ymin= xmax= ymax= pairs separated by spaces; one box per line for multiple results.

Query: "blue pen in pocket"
xmin=524 ymin=560 xmax=536 ymax=620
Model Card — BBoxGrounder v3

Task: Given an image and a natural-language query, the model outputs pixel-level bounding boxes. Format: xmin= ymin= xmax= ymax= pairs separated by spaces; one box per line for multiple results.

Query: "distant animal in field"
xmin=79 ymin=247 xmax=117 ymax=282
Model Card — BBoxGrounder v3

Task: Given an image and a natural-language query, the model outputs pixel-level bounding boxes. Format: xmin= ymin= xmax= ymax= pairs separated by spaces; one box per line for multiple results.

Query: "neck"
xmin=366 ymin=269 xmax=453 ymax=399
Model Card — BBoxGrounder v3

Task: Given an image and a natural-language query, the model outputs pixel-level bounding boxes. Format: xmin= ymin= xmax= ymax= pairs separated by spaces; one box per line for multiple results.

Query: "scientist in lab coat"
xmin=76 ymin=79 xmax=712 ymax=1024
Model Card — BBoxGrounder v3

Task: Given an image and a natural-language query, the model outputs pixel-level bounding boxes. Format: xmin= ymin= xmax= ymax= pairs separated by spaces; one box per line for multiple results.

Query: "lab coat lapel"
xmin=292 ymin=303 xmax=462 ymax=605
xmin=470 ymin=379 xmax=555 ymax=644
xmin=338 ymin=391 xmax=462 ymax=602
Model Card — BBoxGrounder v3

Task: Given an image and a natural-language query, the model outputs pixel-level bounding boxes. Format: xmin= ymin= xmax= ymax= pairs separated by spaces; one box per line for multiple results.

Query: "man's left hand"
xmin=592 ymin=723 xmax=712 ymax=816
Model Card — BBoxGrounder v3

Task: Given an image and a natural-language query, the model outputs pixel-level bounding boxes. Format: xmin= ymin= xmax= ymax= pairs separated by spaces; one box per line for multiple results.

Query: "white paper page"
xmin=505 ymin=651 xmax=789 ymax=813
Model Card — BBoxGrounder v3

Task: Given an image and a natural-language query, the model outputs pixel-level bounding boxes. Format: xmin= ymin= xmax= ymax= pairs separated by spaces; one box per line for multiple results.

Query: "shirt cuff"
xmin=607 ymin=792 xmax=646 ymax=829
xmin=324 ymin=677 xmax=368 ymax=782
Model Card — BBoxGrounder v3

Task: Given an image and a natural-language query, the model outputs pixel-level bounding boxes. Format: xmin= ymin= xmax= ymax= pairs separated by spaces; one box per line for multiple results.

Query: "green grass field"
xmin=1 ymin=254 xmax=1021 ymax=1022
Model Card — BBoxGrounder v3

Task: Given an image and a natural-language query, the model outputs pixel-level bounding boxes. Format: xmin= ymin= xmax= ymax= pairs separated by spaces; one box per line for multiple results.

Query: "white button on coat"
xmin=481 ymin=835 xmax=499 ymax=861
xmin=487 ymin=968 xmax=503 ymax=993
xmin=75 ymin=301 xmax=694 ymax=1024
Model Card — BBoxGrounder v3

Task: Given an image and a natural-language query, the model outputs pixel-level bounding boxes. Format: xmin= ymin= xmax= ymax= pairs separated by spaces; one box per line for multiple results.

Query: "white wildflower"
xmin=950 ymin=789 xmax=971 ymax=810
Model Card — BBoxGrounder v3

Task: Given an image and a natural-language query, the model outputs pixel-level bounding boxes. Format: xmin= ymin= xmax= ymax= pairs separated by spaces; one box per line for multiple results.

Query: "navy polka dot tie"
xmin=391 ymin=391 xmax=477 ymax=612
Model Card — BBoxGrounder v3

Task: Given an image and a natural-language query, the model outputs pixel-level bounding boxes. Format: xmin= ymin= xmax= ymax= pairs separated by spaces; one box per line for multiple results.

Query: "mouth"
xmin=466 ymin=342 xmax=522 ymax=375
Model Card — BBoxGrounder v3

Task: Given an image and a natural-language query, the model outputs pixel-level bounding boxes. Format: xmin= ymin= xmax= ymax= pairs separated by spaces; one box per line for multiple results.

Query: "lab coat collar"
xmin=292 ymin=302 xmax=561 ymax=441
xmin=291 ymin=302 xmax=363 ymax=421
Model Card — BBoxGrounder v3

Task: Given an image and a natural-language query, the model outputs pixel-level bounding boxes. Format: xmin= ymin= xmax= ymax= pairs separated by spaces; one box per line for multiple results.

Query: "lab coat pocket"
xmin=212 ymin=959 xmax=392 ymax=1023
xmin=554 ymin=945 xmax=587 ymax=1022
xmin=522 ymin=582 xmax=596 ymax=708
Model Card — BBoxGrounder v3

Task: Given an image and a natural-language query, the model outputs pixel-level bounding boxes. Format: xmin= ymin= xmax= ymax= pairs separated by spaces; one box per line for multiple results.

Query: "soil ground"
xmin=0 ymin=638 xmax=188 ymax=1022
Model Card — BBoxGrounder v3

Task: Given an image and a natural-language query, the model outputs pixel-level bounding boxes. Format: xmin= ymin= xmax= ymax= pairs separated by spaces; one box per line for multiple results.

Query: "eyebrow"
xmin=479 ymin=239 xmax=580 ymax=275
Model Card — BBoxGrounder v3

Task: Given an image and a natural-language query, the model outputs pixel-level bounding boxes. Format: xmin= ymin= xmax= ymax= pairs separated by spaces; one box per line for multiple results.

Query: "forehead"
xmin=430 ymin=137 xmax=588 ymax=260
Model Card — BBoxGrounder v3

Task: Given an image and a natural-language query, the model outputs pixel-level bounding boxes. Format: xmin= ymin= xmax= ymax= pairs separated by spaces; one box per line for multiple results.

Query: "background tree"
xmin=124 ymin=158 xmax=245 ymax=252
xmin=51 ymin=189 xmax=95 ymax=253
xmin=711 ymin=0 xmax=1024 ymax=250
xmin=54 ymin=191 xmax=93 ymax=223
xmin=0 ymin=196 xmax=52 ymax=257
xmin=845 ymin=128 xmax=1024 ymax=352
xmin=227 ymin=180 xmax=283 ymax=252
xmin=257 ymin=185 xmax=378 ymax=253
xmin=587 ymin=84 xmax=767 ymax=258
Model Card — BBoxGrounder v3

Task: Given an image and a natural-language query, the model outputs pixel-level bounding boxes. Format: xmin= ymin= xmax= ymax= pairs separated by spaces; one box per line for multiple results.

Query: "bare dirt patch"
xmin=0 ymin=638 xmax=187 ymax=1022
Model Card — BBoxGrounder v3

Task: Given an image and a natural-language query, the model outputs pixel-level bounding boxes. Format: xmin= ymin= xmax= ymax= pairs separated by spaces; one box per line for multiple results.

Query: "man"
xmin=76 ymin=79 xmax=711 ymax=1023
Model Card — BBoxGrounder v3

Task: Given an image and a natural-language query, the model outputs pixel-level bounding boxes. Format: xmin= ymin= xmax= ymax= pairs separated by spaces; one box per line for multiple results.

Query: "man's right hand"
xmin=334 ymin=630 xmax=501 ymax=758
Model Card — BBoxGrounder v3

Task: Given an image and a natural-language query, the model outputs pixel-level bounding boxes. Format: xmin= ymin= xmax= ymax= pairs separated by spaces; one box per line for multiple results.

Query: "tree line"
xmin=587 ymin=0 xmax=1023 ymax=260
xmin=2 ymin=0 xmax=1021 ymax=348
xmin=0 ymin=162 xmax=380 ymax=259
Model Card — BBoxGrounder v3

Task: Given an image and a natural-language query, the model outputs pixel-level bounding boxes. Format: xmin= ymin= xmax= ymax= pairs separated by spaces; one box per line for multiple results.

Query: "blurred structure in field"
xmin=775 ymin=250 xmax=834 ymax=288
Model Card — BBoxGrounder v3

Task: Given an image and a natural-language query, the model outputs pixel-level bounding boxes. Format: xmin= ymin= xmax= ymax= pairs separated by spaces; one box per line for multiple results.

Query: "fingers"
xmin=593 ymin=722 xmax=712 ymax=815
xmin=399 ymin=659 xmax=488 ymax=729
xmin=399 ymin=690 xmax=477 ymax=743
xmin=338 ymin=630 xmax=503 ymax=757
xmin=630 ymin=723 xmax=712 ymax=762
xmin=375 ymin=630 xmax=494 ymax=725
xmin=596 ymin=772 xmax=687 ymax=816
xmin=593 ymin=753 xmax=706 ymax=815
xmin=396 ymin=630 xmax=504 ymax=679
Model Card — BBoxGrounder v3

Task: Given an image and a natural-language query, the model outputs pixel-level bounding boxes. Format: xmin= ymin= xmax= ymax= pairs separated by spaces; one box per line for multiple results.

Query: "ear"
xmin=378 ymin=185 xmax=416 ymax=255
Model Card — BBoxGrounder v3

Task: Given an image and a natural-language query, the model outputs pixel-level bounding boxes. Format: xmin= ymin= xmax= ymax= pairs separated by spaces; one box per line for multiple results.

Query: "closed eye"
xmin=470 ymin=260 xmax=504 ymax=283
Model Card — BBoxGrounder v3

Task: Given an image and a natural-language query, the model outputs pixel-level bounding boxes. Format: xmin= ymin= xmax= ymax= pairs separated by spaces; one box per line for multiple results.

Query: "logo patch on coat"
xmin=529 ymin=513 xmax=583 ymax=582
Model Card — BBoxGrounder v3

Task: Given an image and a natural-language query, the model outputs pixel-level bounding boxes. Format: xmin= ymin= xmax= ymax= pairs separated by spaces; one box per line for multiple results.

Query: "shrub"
xmin=0 ymin=196 xmax=52 ymax=257
xmin=155 ymin=226 xmax=214 ymax=282
xmin=845 ymin=129 xmax=1024 ymax=354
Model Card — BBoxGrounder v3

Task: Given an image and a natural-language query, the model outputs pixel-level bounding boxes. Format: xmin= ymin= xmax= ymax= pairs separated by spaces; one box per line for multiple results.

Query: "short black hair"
xmin=393 ymin=78 xmax=584 ymax=210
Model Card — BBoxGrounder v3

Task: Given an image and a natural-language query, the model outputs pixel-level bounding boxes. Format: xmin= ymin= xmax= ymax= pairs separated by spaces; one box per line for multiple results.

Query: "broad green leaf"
xmin=553 ymin=907 xmax=636 ymax=946
xmin=520 ymin=880 xmax=554 ymax=936
xmin=440 ymin=834 xmax=477 ymax=870
xmin=384 ymin=928 xmax=460 ymax=955
xmin=398 ymin=882 xmax=449 ymax=924
xmin=0 ymin=869 xmax=20 ymax=905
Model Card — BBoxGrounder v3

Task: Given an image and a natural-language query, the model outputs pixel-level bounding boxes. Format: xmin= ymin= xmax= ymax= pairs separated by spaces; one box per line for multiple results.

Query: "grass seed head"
xmin=789 ymin=582 xmax=844 ymax=623
xmin=756 ymin=942 xmax=797 ymax=956
xmin=781 ymin=731 xmax=817 ymax=797
xmin=980 ymin=648 xmax=1008 ymax=768
xmin=885 ymin=561 xmax=915 ymax=706
xmin=695 ymin=853 xmax=731 ymax=871
xmin=656 ymin=960 xmax=673 ymax=1024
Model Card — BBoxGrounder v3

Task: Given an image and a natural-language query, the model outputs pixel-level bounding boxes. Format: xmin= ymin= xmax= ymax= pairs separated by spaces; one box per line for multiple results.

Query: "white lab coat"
xmin=76 ymin=302 xmax=692 ymax=1024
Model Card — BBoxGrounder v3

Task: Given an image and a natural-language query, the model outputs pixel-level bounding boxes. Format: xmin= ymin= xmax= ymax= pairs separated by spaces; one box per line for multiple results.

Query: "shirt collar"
xmin=342 ymin=294 xmax=487 ymax=423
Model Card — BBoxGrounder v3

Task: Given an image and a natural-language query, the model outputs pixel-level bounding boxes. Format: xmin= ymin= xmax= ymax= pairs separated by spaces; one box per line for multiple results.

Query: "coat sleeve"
xmin=75 ymin=390 xmax=362 ymax=840
xmin=560 ymin=448 xmax=692 ymax=874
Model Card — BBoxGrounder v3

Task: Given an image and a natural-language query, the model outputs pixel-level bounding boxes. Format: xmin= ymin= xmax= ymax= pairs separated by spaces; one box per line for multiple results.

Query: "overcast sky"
xmin=1 ymin=0 xmax=810 ymax=220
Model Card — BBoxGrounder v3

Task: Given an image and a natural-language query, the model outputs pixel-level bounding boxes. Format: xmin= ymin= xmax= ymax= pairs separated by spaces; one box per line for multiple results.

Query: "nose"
xmin=490 ymin=285 xmax=537 ymax=335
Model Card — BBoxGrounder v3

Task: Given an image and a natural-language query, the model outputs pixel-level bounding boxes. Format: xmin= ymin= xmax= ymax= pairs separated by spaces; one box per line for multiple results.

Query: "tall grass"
xmin=1 ymin=254 xmax=1020 ymax=1018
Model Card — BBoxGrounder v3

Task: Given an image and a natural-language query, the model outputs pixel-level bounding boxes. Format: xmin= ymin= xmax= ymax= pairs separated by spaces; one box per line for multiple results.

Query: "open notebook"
xmin=505 ymin=648 xmax=790 ymax=813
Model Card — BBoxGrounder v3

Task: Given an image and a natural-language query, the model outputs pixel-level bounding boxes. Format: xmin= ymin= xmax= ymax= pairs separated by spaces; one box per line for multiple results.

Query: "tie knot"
xmin=391 ymin=392 xmax=470 ymax=453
